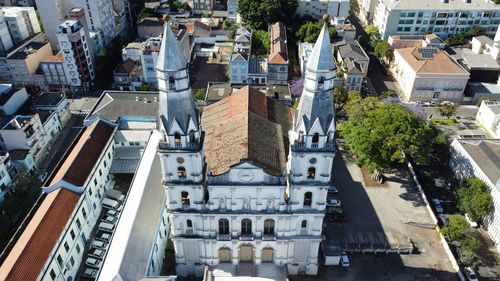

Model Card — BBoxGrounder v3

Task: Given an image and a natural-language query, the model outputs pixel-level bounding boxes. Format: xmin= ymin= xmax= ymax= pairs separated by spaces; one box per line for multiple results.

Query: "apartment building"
xmin=40 ymin=53 xmax=69 ymax=90
xmin=296 ymin=0 xmax=349 ymax=19
xmin=267 ymin=22 xmax=288 ymax=85
xmin=0 ymin=84 xmax=28 ymax=115
xmin=388 ymin=34 xmax=446 ymax=50
xmin=230 ymin=26 xmax=251 ymax=84
xmin=334 ymin=40 xmax=369 ymax=92
xmin=373 ymin=0 xmax=500 ymax=39
xmin=2 ymin=6 xmax=41 ymax=45
xmin=192 ymin=0 xmax=214 ymax=14
xmin=0 ymin=9 xmax=12 ymax=53
xmin=33 ymin=91 xmax=71 ymax=125
xmin=0 ymin=118 xmax=117 ymax=281
xmin=0 ymin=150 xmax=16 ymax=203
xmin=227 ymin=0 xmax=239 ymax=23
xmin=0 ymin=114 xmax=47 ymax=163
xmin=476 ymin=100 xmax=500 ymax=138
xmin=359 ymin=0 xmax=378 ymax=24
xmin=393 ymin=46 xmax=469 ymax=102
xmin=57 ymin=20 xmax=95 ymax=89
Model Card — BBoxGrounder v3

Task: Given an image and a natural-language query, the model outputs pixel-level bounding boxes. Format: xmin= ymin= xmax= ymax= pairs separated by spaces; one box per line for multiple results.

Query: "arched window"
xmin=298 ymin=131 xmax=304 ymax=143
xmin=307 ymin=167 xmax=315 ymax=179
xmin=301 ymin=220 xmax=307 ymax=228
xmin=168 ymin=76 xmax=175 ymax=89
xmin=187 ymin=219 xmax=192 ymax=228
xmin=181 ymin=191 xmax=189 ymax=205
xmin=317 ymin=77 xmax=325 ymax=90
xmin=327 ymin=130 xmax=334 ymax=143
xmin=178 ymin=167 xmax=186 ymax=178
xmin=312 ymin=133 xmax=319 ymax=143
xmin=303 ymin=192 xmax=312 ymax=206
xmin=189 ymin=130 xmax=195 ymax=143
xmin=241 ymin=219 xmax=252 ymax=235
xmin=219 ymin=218 xmax=229 ymax=235
xmin=174 ymin=132 xmax=181 ymax=145
xmin=264 ymin=219 xmax=275 ymax=235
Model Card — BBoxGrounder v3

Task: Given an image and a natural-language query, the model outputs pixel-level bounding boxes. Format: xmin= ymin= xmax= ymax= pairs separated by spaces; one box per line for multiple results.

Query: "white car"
xmin=101 ymin=215 xmax=117 ymax=224
xmin=85 ymin=257 xmax=102 ymax=268
xmin=432 ymin=199 xmax=444 ymax=213
xmin=92 ymin=240 xmax=107 ymax=249
xmin=328 ymin=185 xmax=338 ymax=194
xmin=341 ymin=252 xmax=350 ymax=267
xmin=89 ymin=248 xmax=105 ymax=258
xmin=465 ymin=213 xmax=478 ymax=228
xmin=95 ymin=232 xmax=111 ymax=242
xmin=464 ymin=266 xmax=478 ymax=281
xmin=326 ymin=198 xmax=341 ymax=207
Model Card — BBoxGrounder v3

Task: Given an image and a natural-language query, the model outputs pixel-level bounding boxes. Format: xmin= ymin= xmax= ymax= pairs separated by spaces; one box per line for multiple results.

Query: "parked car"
xmin=328 ymin=185 xmax=338 ymax=194
xmin=465 ymin=213 xmax=478 ymax=228
xmin=85 ymin=257 xmax=102 ymax=268
xmin=95 ymin=232 xmax=111 ymax=242
xmin=98 ymin=222 xmax=115 ymax=233
xmin=326 ymin=198 xmax=341 ymax=207
xmin=102 ymin=198 xmax=122 ymax=210
xmin=37 ymin=172 xmax=48 ymax=182
xmin=101 ymin=215 xmax=117 ymax=224
xmin=432 ymin=199 xmax=444 ymax=213
xmin=92 ymin=240 xmax=108 ymax=249
xmin=107 ymin=209 xmax=119 ymax=217
xmin=464 ymin=266 xmax=478 ymax=281
xmin=341 ymin=252 xmax=350 ymax=267
xmin=81 ymin=268 xmax=98 ymax=278
xmin=327 ymin=206 xmax=343 ymax=214
xmin=89 ymin=247 xmax=106 ymax=258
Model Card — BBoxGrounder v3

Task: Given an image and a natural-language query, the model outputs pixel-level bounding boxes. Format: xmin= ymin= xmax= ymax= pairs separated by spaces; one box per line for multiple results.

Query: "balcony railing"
xmin=262 ymin=234 xmax=277 ymax=241
xmin=239 ymin=234 xmax=254 ymax=241
xmin=216 ymin=234 xmax=231 ymax=241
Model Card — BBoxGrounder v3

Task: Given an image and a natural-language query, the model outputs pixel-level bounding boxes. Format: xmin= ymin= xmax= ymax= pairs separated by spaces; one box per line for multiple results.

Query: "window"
xmin=301 ymin=220 xmax=307 ymax=228
xmin=178 ymin=167 xmax=186 ymax=178
xmin=241 ymin=219 xmax=252 ymax=235
xmin=298 ymin=131 xmax=304 ymax=143
xmin=76 ymin=218 xmax=81 ymax=230
xmin=70 ymin=230 xmax=75 ymax=240
xmin=70 ymin=256 xmax=75 ymax=266
xmin=307 ymin=167 xmax=316 ymax=179
xmin=57 ymin=255 xmax=63 ymax=266
xmin=181 ymin=191 xmax=190 ymax=205
xmin=187 ymin=219 xmax=193 ymax=228
xmin=189 ymin=130 xmax=195 ymax=143
xmin=303 ymin=192 xmax=312 ymax=206
xmin=76 ymin=243 xmax=80 ymax=253
xmin=219 ymin=219 xmax=229 ymax=235
xmin=317 ymin=77 xmax=324 ymax=91
xmin=94 ymin=179 xmax=97 ymax=186
xmin=64 ymin=242 xmax=69 ymax=252
xmin=174 ymin=132 xmax=181 ymax=144
xmin=264 ymin=219 xmax=275 ymax=235
xmin=82 ymin=207 xmax=87 ymax=218
xmin=168 ymin=76 xmax=175 ymax=89
xmin=50 ymin=269 xmax=56 ymax=280
xmin=312 ymin=133 xmax=319 ymax=143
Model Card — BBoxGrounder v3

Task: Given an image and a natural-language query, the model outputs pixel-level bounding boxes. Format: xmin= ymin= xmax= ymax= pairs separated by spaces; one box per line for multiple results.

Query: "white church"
xmin=156 ymin=17 xmax=337 ymax=277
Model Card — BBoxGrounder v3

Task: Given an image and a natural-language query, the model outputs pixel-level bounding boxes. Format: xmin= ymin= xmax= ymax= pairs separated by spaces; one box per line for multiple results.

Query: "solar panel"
xmin=418 ymin=48 xmax=437 ymax=58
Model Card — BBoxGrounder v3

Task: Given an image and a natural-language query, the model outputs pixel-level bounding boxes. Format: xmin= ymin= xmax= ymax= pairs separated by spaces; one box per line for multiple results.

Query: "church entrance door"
xmin=219 ymin=248 xmax=232 ymax=263
xmin=239 ymin=245 xmax=254 ymax=262
xmin=261 ymin=247 xmax=274 ymax=263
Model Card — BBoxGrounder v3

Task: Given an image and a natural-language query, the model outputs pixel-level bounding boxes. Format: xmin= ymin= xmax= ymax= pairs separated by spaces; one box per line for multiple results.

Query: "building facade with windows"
xmin=155 ymin=20 xmax=335 ymax=277
xmin=0 ymin=114 xmax=47 ymax=163
xmin=0 ymin=151 xmax=16 ymax=203
xmin=373 ymin=0 xmax=500 ymax=40
xmin=296 ymin=0 xmax=349 ymax=20
xmin=2 ymin=6 xmax=41 ymax=45
xmin=0 ymin=118 xmax=117 ymax=281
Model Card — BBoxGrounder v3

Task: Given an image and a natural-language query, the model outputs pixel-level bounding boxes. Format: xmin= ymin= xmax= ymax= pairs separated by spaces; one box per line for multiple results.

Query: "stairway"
xmin=237 ymin=263 xmax=256 ymax=276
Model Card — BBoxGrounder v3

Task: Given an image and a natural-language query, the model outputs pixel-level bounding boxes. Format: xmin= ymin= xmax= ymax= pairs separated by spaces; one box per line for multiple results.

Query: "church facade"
xmin=156 ymin=19 xmax=337 ymax=277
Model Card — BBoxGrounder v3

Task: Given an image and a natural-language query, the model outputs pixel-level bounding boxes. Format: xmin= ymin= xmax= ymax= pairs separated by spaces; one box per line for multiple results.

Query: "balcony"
xmin=239 ymin=234 xmax=254 ymax=241
xmin=217 ymin=234 xmax=231 ymax=241
xmin=262 ymin=234 xmax=277 ymax=241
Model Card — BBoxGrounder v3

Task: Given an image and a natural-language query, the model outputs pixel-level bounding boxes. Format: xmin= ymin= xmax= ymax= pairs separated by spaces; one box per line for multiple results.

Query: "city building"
xmin=74 ymin=0 xmax=115 ymax=46
xmin=0 ymin=151 xmax=17 ymax=203
xmin=137 ymin=17 xmax=164 ymax=39
xmin=0 ymin=8 xmax=12 ymax=53
xmin=34 ymin=0 xmax=72 ymax=49
xmin=5 ymin=33 xmax=52 ymax=89
xmin=334 ymin=40 xmax=369 ymax=92
xmin=192 ymin=0 xmax=215 ymax=15
xmin=2 ymin=6 xmax=41 ymax=45
xmin=0 ymin=84 xmax=28 ymax=115
xmin=113 ymin=59 xmax=142 ymax=91
xmin=40 ymin=52 xmax=69 ymax=91
xmin=476 ymin=100 xmax=500 ymax=138
xmin=466 ymin=80 xmax=500 ymax=104
xmin=373 ymin=0 xmax=500 ymax=40
xmin=299 ymin=42 xmax=314 ymax=76
xmin=388 ymin=34 xmax=446 ymax=50
xmin=8 ymin=148 xmax=35 ymax=172
xmin=57 ymin=20 xmax=95 ymax=89
xmin=33 ymin=91 xmax=71 ymax=126
xmin=449 ymin=138 xmax=500 ymax=252
xmin=0 ymin=114 xmax=47 ymax=163
xmin=296 ymin=0 xmax=349 ymax=19
xmin=393 ymin=46 xmax=469 ymax=102
xmin=359 ymin=0 xmax=378 ymax=24
xmin=36 ymin=109 xmax=62 ymax=146
xmin=0 ymin=118 xmax=117 ymax=281
xmin=227 ymin=0 xmax=240 ymax=23
xmin=267 ymin=22 xmax=288 ymax=85
xmin=230 ymin=26 xmax=251 ymax=84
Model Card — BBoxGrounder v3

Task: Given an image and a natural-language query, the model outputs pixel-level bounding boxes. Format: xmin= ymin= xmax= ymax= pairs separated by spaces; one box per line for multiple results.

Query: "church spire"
xmin=305 ymin=16 xmax=336 ymax=73
xmin=157 ymin=16 xmax=187 ymax=72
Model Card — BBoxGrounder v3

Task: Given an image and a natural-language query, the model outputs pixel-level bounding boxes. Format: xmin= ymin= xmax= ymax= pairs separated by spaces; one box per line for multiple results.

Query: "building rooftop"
xmin=5 ymin=33 xmax=48 ymax=60
xmin=41 ymin=53 xmax=64 ymax=63
xmin=396 ymin=47 xmax=468 ymax=74
xmin=98 ymin=132 xmax=165 ymax=281
xmin=0 ymin=86 xmax=20 ymax=106
xmin=33 ymin=92 xmax=65 ymax=107
xmin=87 ymin=91 xmax=159 ymax=123
xmin=202 ymin=86 xmax=291 ymax=176
xmin=457 ymin=139 xmax=500 ymax=188
xmin=8 ymin=149 xmax=30 ymax=161
xmin=481 ymin=100 xmax=500 ymax=114
xmin=249 ymin=57 xmax=267 ymax=74
xmin=48 ymin=119 xmax=116 ymax=187
xmin=206 ymin=83 xmax=292 ymax=104
xmin=380 ymin=0 xmax=500 ymax=10
xmin=450 ymin=47 xmax=500 ymax=70
xmin=114 ymin=59 xmax=139 ymax=75
xmin=469 ymin=81 xmax=500 ymax=96
xmin=268 ymin=22 xmax=288 ymax=63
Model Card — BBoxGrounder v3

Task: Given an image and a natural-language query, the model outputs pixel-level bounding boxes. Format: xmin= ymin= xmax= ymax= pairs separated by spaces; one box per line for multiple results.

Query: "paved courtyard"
xmin=307 ymin=143 xmax=457 ymax=281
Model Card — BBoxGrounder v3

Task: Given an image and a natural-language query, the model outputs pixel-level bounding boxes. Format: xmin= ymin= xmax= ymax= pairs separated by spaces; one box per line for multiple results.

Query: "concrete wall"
xmin=476 ymin=101 xmax=500 ymax=138
xmin=0 ymin=87 xmax=28 ymax=115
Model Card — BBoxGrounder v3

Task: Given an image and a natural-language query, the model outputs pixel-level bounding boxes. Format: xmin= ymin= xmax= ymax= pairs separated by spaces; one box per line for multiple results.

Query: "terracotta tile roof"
xmin=50 ymin=119 xmax=116 ymax=187
xmin=42 ymin=53 xmax=64 ymax=63
xmin=114 ymin=59 xmax=138 ymax=75
xmin=201 ymin=86 xmax=291 ymax=176
xmin=0 ymin=188 xmax=80 ymax=281
xmin=395 ymin=47 xmax=467 ymax=74
xmin=268 ymin=22 xmax=288 ymax=63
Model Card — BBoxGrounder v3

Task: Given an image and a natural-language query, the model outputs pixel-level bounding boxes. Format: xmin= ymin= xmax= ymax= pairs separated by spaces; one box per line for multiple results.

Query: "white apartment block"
xmin=227 ymin=0 xmax=239 ymax=23
xmin=393 ymin=46 xmax=469 ymax=102
xmin=57 ymin=20 xmax=95 ymax=88
xmin=2 ymin=6 xmax=41 ymax=45
xmin=296 ymin=0 xmax=349 ymax=19
xmin=0 ymin=114 xmax=47 ymax=163
xmin=359 ymin=0 xmax=378 ymax=24
xmin=38 ymin=110 xmax=62 ymax=146
xmin=476 ymin=100 xmax=500 ymax=138
xmin=0 ymin=151 xmax=15 ymax=203
xmin=192 ymin=0 xmax=214 ymax=14
xmin=449 ymin=139 xmax=500 ymax=252
xmin=373 ymin=0 xmax=500 ymax=40
xmin=34 ymin=91 xmax=71 ymax=126
xmin=0 ymin=10 xmax=13 ymax=53
xmin=0 ymin=84 xmax=28 ymax=115
xmin=0 ymin=118 xmax=117 ymax=281
xmin=34 ymin=0 xmax=72 ymax=49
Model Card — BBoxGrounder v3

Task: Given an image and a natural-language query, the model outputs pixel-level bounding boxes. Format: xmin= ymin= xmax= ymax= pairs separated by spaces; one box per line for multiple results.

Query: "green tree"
xmin=441 ymin=214 xmax=469 ymax=241
xmin=139 ymin=83 xmax=152 ymax=91
xmin=437 ymin=103 xmax=458 ymax=119
xmin=251 ymin=29 xmax=270 ymax=57
xmin=380 ymin=90 xmax=396 ymax=98
xmin=465 ymin=25 xmax=485 ymax=38
xmin=364 ymin=24 xmax=380 ymax=47
xmin=193 ymin=88 xmax=206 ymax=101
xmin=350 ymin=0 xmax=360 ymax=14
xmin=339 ymin=101 xmax=439 ymax=170
xmin=460 ymin=236 xmax=481 ymax=255
xmin=333 ymin=83 xmax=348 ymax=112
xmin=374 ymin=41 xmax=391 ymax=59
xmin=238 ymin=0 xmax=298 ymax=30
xmin=445 ymin=34 xmax=466 ymax=46
xmin=223 ymin=20 xmax=238 ymax=39
xmin=168 ymin=0 xmax=191 ymax=11
xmin=456 ymin=178 xmax=493 ymax=224
xmin=296 ymin=21 xmax=337 ymax=43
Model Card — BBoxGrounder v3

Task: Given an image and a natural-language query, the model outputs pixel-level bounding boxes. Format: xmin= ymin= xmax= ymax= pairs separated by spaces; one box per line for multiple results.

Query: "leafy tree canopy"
xmin=194 ymin=88 xmax=206 ymax=101
xmin=437 ymin=103 xmax=458 ymax=119
xmin=456 ymin=178 xmax=493 ymax=224
xmin=296 ymin=20 xmax=337 ymax=43
xmin=238 ymin=0 xmax=299 ymax=30
xmin=252 ymin=30 xmax=270 ymax=57
xmin=339 ymin=99 xmax=439 ymax=170
xmin=350 ymin=0 xmax=360 ymax=14
xmin=374 ymin=41 xmax=391 ymax=59
xmin=442 ymin=214 xmax=469 ymax=241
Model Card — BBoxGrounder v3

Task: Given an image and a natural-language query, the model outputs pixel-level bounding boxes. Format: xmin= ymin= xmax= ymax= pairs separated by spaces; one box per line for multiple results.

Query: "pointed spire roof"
xmin=156 ymin=20 xmax=187 ymax=72
xmin=306 ymin=23 xmax=335 ymax=72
